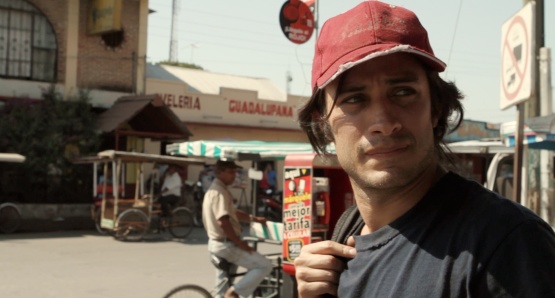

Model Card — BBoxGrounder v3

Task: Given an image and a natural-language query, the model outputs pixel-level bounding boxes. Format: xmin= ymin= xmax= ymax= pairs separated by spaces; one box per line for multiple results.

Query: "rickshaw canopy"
xmin=166 ymin=140 xmax=332 ymax=161
xmin=0 ymin=153 xmax=26 ymax=163
xmin=75 ymin=150 xmax=207 ymax=166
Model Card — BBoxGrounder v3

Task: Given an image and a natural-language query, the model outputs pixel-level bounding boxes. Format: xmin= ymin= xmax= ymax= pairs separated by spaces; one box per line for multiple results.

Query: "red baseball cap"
xmin=312 ymin=1 xmax=446 ymax=90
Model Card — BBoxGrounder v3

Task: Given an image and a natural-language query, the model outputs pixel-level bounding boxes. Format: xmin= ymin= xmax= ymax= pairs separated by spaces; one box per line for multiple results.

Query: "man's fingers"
xmin=302 ymin=240 xmax=357 ymax=258
xmin=294 ymin=253 xmax=346 ymax=272
xmin=296 ymin=267 xmax=341 ymax=283
xmin=297 ymin=280 xmax=338 ymax=297
xmin=293 ymin=241 xmax=356 ymax=298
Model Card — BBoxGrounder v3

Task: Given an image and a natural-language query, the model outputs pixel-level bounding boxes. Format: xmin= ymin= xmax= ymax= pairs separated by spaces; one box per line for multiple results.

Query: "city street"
xmin=0 ymin=226 xmax=282 ymax=298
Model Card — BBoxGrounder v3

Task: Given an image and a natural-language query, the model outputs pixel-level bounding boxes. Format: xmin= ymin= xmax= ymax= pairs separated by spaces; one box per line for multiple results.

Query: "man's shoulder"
xmin=208 ymin=178 xmax=226 ymax=190
xmin=442 ymin=172 xmax=552 ymax=239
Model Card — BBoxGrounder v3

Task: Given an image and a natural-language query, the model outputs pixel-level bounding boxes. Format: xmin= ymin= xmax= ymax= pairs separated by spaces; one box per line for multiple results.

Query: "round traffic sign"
xmin=501 ymin=15 xmax=530 ymax=102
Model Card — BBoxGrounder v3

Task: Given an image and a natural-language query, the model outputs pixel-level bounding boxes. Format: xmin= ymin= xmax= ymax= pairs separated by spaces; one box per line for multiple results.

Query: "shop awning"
xmin=446 ymin=140 xmax=513 ymax=154
xmin=501 ymin=114 xmax=555 ymax=150
xmin=74 ymin=150 xmax=206 ymax=167
xmin=166 ymin=140 xmax=320 ymax=160
xmin=96 ymin=94 xmax=192 ymax=140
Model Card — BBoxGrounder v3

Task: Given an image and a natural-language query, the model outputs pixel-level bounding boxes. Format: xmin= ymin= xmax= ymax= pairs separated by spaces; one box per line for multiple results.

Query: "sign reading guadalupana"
xmin=228 ymin=100 xmax=293 ymax=117
xmin=161 ymin=93 xmax=295 ymax=119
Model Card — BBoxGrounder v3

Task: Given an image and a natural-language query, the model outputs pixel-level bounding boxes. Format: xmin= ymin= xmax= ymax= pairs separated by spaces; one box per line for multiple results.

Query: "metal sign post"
xmin=499 ymin=2 xmax=535 ymax=204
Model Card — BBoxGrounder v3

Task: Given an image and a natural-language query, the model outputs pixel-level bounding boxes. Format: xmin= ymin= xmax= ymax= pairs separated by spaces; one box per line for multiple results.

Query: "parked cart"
xmin=0 ymin=153 xmax=26 ymax=233
xmin=75 ymin=150 xmax=205 ymax=241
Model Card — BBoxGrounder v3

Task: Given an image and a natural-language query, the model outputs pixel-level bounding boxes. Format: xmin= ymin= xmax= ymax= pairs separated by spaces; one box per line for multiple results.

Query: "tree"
xmin=0 ymin=86 xmax=101 ymax=203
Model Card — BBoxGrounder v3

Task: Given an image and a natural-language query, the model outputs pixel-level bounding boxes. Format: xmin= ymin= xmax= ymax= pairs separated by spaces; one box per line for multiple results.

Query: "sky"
xmin=146 ymin=0 xmax=554 ymax=125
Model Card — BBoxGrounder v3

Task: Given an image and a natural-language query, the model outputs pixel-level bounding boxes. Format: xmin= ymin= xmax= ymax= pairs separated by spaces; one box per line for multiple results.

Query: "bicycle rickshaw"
xmin=0 ymin=153 xmax=26 ymax=233
xmin=76 ymin=150 xmax=206 ymax=241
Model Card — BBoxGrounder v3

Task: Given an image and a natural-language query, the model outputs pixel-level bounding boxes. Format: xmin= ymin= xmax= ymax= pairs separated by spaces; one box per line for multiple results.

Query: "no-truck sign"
xmin=499 ymin=2 xmax=535 ymax=110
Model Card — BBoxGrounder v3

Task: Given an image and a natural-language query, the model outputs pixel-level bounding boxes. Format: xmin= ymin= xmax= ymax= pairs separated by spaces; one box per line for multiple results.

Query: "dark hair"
xmin=298 ymin=70 xmax=464 ymax=166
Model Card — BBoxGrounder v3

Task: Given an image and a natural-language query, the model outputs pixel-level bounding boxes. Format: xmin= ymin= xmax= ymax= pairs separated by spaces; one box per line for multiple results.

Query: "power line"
xmin=445 ymin=0 xmax=464 ymax=78
xmin=150 ymin=2 xmax=277 ymax=27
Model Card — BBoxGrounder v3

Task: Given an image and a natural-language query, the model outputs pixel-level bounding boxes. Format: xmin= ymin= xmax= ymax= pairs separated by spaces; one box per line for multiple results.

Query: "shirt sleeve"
xmin=212 ymin=192 xmax=230 ymax=221
xmin=479 ymin=219 xmax=555 ymax=297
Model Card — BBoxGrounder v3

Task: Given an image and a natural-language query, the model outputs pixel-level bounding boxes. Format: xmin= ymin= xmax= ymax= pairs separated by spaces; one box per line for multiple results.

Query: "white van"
xmin=447 ymin=140 xmax=514 ymax=199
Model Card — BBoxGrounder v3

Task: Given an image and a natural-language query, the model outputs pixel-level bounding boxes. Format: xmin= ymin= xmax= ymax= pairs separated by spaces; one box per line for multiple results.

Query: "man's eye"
xmin=393 ymin=88 xmax=416 ymax=97
xmin=338 ymin=95 xmax=364 ymax=105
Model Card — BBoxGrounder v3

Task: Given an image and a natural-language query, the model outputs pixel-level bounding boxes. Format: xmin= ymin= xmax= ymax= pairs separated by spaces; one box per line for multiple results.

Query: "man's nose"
xmin=366 ymin=101 xmax=402 ymax=136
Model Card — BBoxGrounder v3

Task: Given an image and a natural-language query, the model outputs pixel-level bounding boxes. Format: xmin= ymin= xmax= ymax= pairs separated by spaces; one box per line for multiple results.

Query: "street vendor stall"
xmin=281 ymin=153 xmax=353 ymax=285
xmin=166 ymin=140 xmax=318 ymax=213
xmin=167 ymin=140 xmax=347 ymax=296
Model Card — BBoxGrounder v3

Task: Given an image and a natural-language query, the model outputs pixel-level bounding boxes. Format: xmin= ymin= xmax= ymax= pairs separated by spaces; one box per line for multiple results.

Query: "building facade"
xmin=0 ymin=0 xmax=148 ymax=103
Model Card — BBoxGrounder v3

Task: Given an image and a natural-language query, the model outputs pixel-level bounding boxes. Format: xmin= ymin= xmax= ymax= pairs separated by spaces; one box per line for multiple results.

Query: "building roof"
xmin=146 ymin=63 xmax=287 ymax=102
xmin=146 ymin=63 xmax=183 ymax=83
xmin=96 ymin=94 xmax=192 ymax=140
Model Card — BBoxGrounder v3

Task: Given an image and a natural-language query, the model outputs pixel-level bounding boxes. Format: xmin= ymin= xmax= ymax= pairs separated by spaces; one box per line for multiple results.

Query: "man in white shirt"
xmin=203 ymin=160 xmax=271 ymax=298
xmin=159 ymin=164 xmax=182 ymax=217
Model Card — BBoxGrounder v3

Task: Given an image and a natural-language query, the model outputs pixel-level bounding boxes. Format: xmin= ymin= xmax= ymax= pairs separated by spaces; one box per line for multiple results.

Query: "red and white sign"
xmin=146 ymin=79 xmax=301 ymax=130
xmin=279 ymin=0 xmax=315 ymax=45
xmin=499 ymin=2 xmax=535 ymax=110
xmin=282 ymin=167 xmax=313 ymax=262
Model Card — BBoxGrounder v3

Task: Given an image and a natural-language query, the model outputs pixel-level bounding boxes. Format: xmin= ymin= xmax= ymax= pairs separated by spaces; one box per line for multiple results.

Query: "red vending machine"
xmin=281 ymin=153 xmax=353 ymax=295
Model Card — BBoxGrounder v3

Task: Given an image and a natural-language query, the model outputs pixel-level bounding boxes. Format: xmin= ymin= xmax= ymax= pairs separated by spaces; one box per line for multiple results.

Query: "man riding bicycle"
xmin=202 ymin=160 xmax=272 ymax=298
xmin=159 ymin=164 xmax=182 ymax=218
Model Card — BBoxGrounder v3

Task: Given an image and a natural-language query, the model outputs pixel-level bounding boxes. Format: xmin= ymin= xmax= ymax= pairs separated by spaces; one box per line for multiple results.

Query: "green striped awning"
xmin=166 ymin=140 xmax=319 ymax=160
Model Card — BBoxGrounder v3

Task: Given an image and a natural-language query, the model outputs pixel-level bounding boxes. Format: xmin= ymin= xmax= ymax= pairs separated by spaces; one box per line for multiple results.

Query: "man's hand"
xmin=252 ymin=216 xmax=266 ymax=224
xmin=236 ymin=240 xmax=255 ymax=253
xmin=294 ymin=238 xmax=356 ymax=298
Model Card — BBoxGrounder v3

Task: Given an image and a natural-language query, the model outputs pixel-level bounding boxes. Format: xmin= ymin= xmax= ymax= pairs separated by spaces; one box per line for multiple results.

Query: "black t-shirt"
xmin=337 ymin=172 xmax=555 ymax=297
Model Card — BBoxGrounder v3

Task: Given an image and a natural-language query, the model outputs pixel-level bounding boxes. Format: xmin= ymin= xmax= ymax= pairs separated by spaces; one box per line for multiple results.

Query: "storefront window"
xmin=0 ymin=0 xmax=56 ymax=81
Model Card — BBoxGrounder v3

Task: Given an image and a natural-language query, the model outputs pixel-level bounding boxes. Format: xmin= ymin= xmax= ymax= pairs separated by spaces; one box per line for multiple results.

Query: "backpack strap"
xmin=330 ymin=205 xmax=364 ymax=244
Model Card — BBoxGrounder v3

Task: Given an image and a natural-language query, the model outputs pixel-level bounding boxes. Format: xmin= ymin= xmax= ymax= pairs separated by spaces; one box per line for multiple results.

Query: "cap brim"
xmin=317 ymin=44 xmax=446 ymax=89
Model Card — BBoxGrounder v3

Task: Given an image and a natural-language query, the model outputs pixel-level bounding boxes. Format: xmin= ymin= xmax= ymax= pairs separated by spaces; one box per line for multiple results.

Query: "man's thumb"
xmin=346 ymin=236 xmax=356 ymax=247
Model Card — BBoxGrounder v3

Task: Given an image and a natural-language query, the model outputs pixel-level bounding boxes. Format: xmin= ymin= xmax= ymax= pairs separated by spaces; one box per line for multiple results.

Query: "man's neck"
xmin=355 ymin=166 xmax=446 ymax=234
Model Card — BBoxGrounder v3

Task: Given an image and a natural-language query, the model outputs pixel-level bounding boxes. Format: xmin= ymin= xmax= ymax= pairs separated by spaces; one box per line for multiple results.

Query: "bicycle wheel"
xmin=0 ymin=203 xmax=21 ymax=233
xmin=115 ymin=208 xmax=149 ymax=241
xmin=168 ymin=207 xmax=194 ymax=239
xmin=163 ymin=284 xmax=211 ymax=298
xmin=94 ymin=208 xmax=109 ymax=235
xmin=254 ymin=275 xmax=280 ymax=298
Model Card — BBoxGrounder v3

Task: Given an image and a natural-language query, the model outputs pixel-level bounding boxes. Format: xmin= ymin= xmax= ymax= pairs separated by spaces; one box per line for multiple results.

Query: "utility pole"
xmin=522 ymin=0 xmax=545 ymax=214
xmin=539 ymin=48 xmax=553 ymax=224
xmin=169 ymin=0 xmax=180 ymax=62
xmin=189 ymin=43 xmax=199 ymax=64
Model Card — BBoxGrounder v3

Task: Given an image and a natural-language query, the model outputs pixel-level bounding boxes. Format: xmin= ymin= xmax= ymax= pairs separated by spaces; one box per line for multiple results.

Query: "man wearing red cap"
xmin=293 ymin=1 xmax=555 ymax=297
xmin=202 ymin=160 xmax=272 ymax=298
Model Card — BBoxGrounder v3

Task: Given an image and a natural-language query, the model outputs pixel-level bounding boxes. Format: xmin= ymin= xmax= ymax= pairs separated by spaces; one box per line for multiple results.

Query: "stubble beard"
xmin=345 ymin=143 xmax=437 ymax=199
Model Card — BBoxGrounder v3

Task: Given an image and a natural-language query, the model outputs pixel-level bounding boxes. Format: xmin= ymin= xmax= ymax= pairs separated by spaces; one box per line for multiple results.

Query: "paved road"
xmin=0 ymin=226 xmax=283 ymax=298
